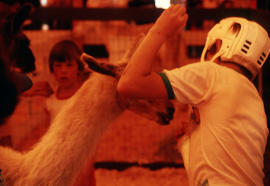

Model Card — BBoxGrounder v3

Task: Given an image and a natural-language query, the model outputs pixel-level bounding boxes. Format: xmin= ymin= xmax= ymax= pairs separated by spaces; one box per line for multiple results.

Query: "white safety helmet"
xmin=201 ymin=17 xmax=270 ymax=78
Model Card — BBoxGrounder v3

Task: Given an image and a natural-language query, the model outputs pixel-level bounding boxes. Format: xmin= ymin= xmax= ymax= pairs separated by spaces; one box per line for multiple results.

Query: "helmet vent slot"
xmin=241 ymin=40 xmax=252 ymax=54
xmin=241 ymin=48 xmax=248 ymax=54
xmin=245 ymin=40 xmax=252 ymax=45
xmin=243 ymin=44 xmax=250 ymax=49
xmin=257 ymin=52 xmax=267 ymax=65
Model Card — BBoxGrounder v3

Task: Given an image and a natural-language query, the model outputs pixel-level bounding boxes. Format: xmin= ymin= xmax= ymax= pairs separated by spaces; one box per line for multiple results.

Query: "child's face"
xmin=52 ymin=59 xmax=80 ymax=87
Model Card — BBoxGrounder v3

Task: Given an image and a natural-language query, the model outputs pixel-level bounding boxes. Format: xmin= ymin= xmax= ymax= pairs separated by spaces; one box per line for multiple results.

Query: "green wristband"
xmin=158 ymin=72 xmax=175 ymax=100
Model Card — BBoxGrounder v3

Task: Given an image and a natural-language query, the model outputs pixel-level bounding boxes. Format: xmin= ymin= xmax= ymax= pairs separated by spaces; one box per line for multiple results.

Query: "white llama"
xmin=0 ymin=36 xmax=174 ymax=186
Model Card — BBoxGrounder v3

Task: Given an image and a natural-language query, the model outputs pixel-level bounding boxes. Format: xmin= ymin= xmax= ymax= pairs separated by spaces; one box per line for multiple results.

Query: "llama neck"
xmin=2 ymin=73 xmax=124 ymax=186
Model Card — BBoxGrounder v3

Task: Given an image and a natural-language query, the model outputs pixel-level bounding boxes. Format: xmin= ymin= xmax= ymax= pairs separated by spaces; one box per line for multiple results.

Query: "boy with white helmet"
xmin=117 ymin=4 xmax=270 ymax=186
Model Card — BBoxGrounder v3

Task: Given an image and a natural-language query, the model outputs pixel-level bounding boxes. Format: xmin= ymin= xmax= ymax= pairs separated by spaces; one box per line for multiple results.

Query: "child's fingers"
xmin=165 ymin=4 xmax=187 ymax=23
xmin=166 ymin=4 xmax=176 ymax=11
xmin=175 ymin=6 xmax=187 ymax=16
xmin=152 ymin=4 xmax=188 ymax=37
xmin=180 ymin=13 xmax=188 ymax=24
xmin=168 ymin=4 xmax=186 ymax=14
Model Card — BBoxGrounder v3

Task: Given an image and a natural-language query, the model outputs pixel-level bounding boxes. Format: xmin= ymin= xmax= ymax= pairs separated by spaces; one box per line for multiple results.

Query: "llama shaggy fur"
xmin=1 ymin=72 xmax=124 ymax=185
xmin=0 ymin=54 xmax=174 ymax=185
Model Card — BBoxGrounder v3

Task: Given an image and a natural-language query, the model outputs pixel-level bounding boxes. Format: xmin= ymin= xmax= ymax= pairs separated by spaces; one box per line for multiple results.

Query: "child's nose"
xmin=60 ymin=66 xmax=68 ymax=72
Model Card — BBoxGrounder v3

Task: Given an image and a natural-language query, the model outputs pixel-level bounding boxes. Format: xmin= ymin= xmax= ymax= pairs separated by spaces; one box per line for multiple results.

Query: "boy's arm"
xmin=117 ymin=4 xmax=188 ymax=99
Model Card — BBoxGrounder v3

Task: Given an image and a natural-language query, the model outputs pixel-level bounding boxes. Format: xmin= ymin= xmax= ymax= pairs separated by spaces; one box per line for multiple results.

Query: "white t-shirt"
xmin=46 ymin=94 xmax=73 ymax=122
xmin=164 ymin=62 xmax=269 ymax=186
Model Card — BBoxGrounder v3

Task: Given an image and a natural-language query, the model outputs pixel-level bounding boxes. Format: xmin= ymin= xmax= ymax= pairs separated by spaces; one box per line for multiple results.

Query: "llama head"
xmin=81 ymin=53 xmax=175 ymax=125
xmin=0 ymin=3 xmax=35 ymax=125
xmin=0 ymin=3 xmax=35 ymax=73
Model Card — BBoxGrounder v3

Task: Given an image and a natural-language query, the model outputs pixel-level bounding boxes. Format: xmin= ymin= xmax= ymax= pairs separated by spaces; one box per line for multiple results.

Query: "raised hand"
xmin=151 ymin=4 xmax=188 ymax=39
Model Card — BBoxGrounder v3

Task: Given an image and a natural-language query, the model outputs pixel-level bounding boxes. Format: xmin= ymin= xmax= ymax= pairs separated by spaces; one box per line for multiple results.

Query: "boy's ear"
xmin=5 ymin=3 xmax=33 ymax=36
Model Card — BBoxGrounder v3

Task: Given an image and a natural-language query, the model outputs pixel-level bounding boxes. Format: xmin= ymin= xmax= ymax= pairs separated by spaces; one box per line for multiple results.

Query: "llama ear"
xmin=12 ymin=4 xmax=32 ymax=34
xmin=5 ymin=3 xmax=32 ymax=36
xmin=81 ymin=53 xmax=124 ymax=78
xmin=80 ymin=34 xmax=145 ymax=78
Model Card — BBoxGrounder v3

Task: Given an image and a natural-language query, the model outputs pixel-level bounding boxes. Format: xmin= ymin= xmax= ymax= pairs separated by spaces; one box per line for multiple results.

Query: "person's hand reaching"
xmin=151 ymin=4 xmax=188 ymax=39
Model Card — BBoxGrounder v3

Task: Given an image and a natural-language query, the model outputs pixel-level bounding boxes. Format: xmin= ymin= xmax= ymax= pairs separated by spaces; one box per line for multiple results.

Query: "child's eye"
xmin=54 ymin=63 xmax=61 ymax=67
xmin=67 ymin=63 xmax=73 ymax=67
